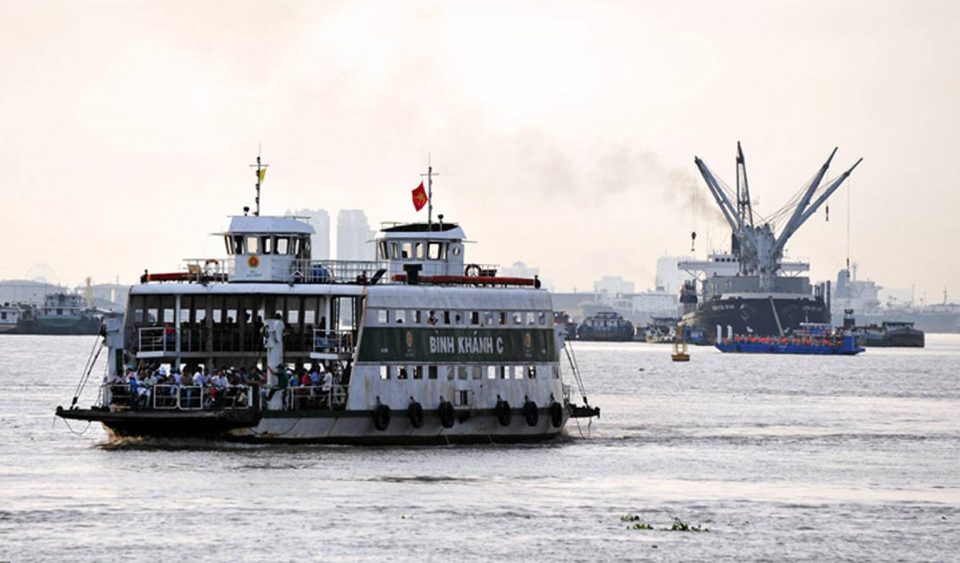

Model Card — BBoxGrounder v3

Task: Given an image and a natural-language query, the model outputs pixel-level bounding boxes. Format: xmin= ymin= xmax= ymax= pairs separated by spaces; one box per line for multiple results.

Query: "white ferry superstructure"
xmin=57 ymin=211 xmax=599 ymax=444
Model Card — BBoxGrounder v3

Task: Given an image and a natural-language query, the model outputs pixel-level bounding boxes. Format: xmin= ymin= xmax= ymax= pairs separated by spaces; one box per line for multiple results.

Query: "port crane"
xmin=694 ymin=142 xmax=862 ymax=292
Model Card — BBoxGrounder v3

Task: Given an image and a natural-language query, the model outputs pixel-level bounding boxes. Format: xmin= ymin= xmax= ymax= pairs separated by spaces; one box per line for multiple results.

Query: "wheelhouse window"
xmin=276 ymin=237 xmax=290 ymax=255
xmin=427 ymin=242 xmax=445 ymax=260
xmin=246 ymin=236 xmax=259 ymax=254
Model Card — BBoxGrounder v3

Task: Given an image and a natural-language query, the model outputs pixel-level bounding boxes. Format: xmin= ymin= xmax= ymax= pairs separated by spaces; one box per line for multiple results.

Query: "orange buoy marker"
xmin=672 ymin=324 xmax=691 ymax=362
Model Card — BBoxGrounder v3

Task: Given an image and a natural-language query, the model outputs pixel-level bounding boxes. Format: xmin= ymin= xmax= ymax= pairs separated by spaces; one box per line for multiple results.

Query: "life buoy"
xmin=464 ymin=263 xmax=482 ymax=277
xmin=495 ymin=399 xmax=511 ymax=427
xmin=549 ymin=402 xmax=563 ymax=428
xmin=373 ymin=403 xmax=391 ymax=431
xmin=523 ymin=399 xmax=539 ymax=427
xmin=438 ymin=399 xmax=455 ymax=428
xmin=408 ymin=400 xmax=424 ymax=428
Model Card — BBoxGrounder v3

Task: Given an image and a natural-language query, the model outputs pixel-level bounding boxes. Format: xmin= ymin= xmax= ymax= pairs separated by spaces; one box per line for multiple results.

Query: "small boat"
xmin=715 ymin=323 xmax=864 ymax=355
xmin=854 ymin=321 xmax=925 ymax=348
xmin=577 ymin=311 xmax=634 ymax=342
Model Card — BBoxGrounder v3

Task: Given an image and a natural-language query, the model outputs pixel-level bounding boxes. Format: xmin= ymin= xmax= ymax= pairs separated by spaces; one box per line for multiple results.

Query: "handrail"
xmin=284 ymin=384 xmax=346 ymax=410
xmin=312 ymin=329 xmax=355 ymax=355
xmin=102 ymin=383 xmax=254 ymax=411
xmin=289 ymin=259 xmax=385 ymax=284
xmin=138 ymin=327 xmax=170 ymax=353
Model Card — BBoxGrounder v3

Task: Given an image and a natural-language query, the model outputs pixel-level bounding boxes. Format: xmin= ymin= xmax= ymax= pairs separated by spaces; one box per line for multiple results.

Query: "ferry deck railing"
xmin=289 ymin=260 xmax=386 ymax=284
xmin=138 ymin=327 xmax=171 ymax=354
xmin=284 ymin=384 xmax=347 ymax=411
xmin=105 ymin=384 xmax=255 ymax=411
xmin=311 ymin=329 xmax=355 ymax=358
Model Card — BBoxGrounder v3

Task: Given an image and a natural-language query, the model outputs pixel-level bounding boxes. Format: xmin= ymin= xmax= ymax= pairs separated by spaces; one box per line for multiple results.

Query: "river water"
xmin=1 ymin=334 xmax=958 ymax=561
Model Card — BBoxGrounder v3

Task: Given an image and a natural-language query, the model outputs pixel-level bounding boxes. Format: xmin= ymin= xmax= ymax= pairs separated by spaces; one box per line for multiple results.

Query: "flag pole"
xmin=421 ymin=154 xmax=438 ymax=228
xmin=250 ymin=146 xmax=269 ymax=217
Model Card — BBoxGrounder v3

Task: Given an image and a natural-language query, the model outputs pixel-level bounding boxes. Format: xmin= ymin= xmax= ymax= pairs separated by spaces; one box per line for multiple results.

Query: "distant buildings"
xmin=336 ymin=209 xmax=376 ymax=261
xmin=593 ymin=276 xmax=634 ymax=296
xmin=288 ymin=208 xmax=331 ymax=260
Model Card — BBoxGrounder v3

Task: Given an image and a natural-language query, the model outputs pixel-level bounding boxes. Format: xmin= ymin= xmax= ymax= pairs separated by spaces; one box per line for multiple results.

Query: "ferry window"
xmin=443 ymin=311 xmax=451 ymax=325
xmin=499 ymin=312 xmax=507 ymax=326
xmin=483 ymin=311 xmax=495 ymax=326
xmin=377 ymin=309 xmax=388 ymax=324
xmin=276 ymin=237 xmax=290 ymax=255
xmin=414 ymin=366 xmax=423 ymax=380
xmin=537 ymin=312 xmax=546 ymax=326
xmin=454 ymin=312 xmax=464 ymax=325
xmin=261 ymin=236 xmax=273 ymax=254
xmin=428 ymin=365 xmax=438 ymax=379
xmin=390 ymin=242 xmax=400 ymax=259
xmin=487 ymin=366 xmax=496 ymax=379
xmin=457 ymin=366 xmax=468 ymax=380
xmin=302 ymin=237 xmax=311 ymax=259
xmin=378 ymin=241 xmax=388 ymax=260
xmin=395 ymin=310 xmax=406 ymax=324
xmin=446 ymin=366 xmax=455 ymax=381
xmin=224 ymin=236 xmax=234 ymax=255
xmin=413 ymin=242 xmax=423 ymax=259
xmin=513 ymin=312 xmax=523 ymax=325
xmin=451 ymin=245 xmax=462 ymax=257
xmin=246 ymin=236 xmax=259 ymax=254
xmin=526 ymin=312 xmax=536 ymax=325
xmin=499 ymin=366 xmax=507 ymax=379
xmin=514 ymin=366 xmax=524 ymax=379
xmin=456 ymin=389 xmax=470 ymax=406
xmin=380 ymin=366 xmax=389 ymax=380
xmin=414 ymin=310 xmax=422 ymax=324
xmin=427 ymin=242 xmax=444 ymax=260
xmin=471 ymin=366 xmax=482 ymax=380
xmin=527 ymin=366 xmax=537 ymax=379
xmin=401 ymin=242 xmax=412 ymax=259
xmin=470 ymin=311 xmax=480 ymax=325
xmin=398 ymin=367 xmax=408 ymax=380
xmin=232 ymin=235 xmax=244 ymax=254
xmin=427 ymin=311 xmax=439 ymax=326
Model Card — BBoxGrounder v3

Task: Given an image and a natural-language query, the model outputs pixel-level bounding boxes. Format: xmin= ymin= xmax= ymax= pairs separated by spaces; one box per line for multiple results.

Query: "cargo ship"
xmin=679 ymin=142 xmax=861 ymax=343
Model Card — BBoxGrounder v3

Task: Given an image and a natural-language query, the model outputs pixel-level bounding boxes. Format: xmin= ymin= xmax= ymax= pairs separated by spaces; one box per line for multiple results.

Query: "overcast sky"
xmin=2 ymin=0 xmax=958 ymax=302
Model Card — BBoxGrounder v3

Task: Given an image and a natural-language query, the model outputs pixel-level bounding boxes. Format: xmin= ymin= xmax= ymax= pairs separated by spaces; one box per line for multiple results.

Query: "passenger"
xmin=127 ymin=371 xmax=141 ymax=410
xmin=309 ymin=366 xmax=321 ymax=386
xmin=427 ymin=311 xmax=438 ymax=326
xmin=299 ymin=370 xmax=311 ymax=387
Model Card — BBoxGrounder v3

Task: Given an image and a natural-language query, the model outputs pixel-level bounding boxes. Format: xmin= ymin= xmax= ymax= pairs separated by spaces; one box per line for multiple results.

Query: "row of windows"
xmin=377 ymin=364 xmax=559 ymax=381
xmin=373 ymin=309 xmax=549 ymax=327
xmin=224 ymin=235 xmax=310 ymax=258
xmin=378 ymin=240 xmax=461 ymax=261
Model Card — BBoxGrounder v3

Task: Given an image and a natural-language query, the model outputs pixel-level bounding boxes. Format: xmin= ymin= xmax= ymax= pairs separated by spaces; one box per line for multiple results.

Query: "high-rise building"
xmin=288 ymin=208 xmax=331 ymax=260
xmin=337 ymin=209 xmax=375 ymax=261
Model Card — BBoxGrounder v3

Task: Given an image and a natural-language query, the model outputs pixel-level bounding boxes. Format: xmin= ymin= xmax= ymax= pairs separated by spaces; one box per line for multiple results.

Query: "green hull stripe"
xmin=358 ymin=326 xmax=557 ymax=363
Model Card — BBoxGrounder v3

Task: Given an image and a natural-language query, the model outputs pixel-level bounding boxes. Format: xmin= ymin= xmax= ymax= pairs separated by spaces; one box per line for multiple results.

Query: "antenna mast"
xmin=250 ymin=147 xmax=269 ymax=216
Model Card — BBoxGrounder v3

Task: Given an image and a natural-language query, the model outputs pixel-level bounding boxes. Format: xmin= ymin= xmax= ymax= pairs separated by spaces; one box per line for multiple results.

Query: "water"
xmin=2 ymin=335 xmax=959 ymax=561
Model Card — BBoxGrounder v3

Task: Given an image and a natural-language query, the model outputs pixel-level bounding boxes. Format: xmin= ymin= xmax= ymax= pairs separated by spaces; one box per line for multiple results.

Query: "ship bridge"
xmin=221 ymin=216 xmax=315 ymax=283
xmin=376 ymin=220 xmax=467 ymax=280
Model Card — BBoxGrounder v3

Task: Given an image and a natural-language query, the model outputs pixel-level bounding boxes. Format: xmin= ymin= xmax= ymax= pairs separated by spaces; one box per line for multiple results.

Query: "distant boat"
xmin=577 ymin=311 xmax=634 ymax=342
xmin=12 ymin=293 xmax=104 ymax=335
xmin=854 ymin=321 xmax=925 ymax=348
xmin=716 ymin=323 xmax=864 ymax=355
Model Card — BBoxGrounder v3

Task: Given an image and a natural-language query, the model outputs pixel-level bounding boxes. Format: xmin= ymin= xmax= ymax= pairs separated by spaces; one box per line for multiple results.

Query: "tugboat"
xmin=680 ymin=143 xmax=862 ymax=342
xmin=56 ymin=159 xmax=599 ymax=444
xmin=577 ymin=311 xmax=634 ymax=342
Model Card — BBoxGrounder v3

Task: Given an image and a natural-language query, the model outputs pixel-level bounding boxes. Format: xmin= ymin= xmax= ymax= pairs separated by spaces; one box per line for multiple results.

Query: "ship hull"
xmin=682 ymin=295 xmax=829 ymax=343
xmin=58 ymin=406 xmax=571 ymax=445
xmin=13 ymin=318 xmax=101 ymax=335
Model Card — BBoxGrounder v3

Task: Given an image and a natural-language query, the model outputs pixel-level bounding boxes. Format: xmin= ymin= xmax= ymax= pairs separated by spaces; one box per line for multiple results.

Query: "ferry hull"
xmin=58 ymin=406 xmax=573 ymax=445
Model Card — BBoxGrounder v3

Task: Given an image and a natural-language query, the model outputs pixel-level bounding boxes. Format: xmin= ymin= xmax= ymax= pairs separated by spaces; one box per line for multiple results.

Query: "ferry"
xmin=56 ymin=169 xmax=599 ymax=444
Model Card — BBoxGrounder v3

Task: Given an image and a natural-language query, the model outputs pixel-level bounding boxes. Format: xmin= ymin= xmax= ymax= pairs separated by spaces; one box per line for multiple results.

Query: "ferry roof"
xmin=221 ymin=216 xmax=314 ymax=235
xmin=131 ymin=282 xmax=365 ymax=297
xmin=378 ymin=222 xmax=465 ymax=240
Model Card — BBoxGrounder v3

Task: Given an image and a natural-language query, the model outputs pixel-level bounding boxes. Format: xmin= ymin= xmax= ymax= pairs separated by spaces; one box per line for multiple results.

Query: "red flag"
xmin=412 ymin=181 xmax=428 ymax=211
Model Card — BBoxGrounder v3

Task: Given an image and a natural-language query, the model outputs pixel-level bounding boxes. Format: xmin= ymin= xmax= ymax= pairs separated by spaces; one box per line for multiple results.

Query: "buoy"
xmin=672 ymin=324 xmax=691 ymax=362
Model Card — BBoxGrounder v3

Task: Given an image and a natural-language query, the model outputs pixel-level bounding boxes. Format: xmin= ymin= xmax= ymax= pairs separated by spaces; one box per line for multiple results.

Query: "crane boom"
xmin=694 ymin=157 xmax=740 ymax=232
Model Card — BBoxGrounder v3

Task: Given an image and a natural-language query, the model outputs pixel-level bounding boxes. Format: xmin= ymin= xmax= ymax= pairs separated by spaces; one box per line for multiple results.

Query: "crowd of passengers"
xmin=105 ymin=363 xmax=336 ymax=410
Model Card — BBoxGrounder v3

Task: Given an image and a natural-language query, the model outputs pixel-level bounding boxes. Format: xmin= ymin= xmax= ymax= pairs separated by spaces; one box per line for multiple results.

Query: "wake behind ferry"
xmin=56 ymin=163 xmax=599 ymax=444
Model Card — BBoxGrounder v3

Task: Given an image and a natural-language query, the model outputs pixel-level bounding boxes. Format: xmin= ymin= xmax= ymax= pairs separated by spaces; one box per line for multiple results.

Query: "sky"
xmin=2 ymin=0 xmax=958 ymax=302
